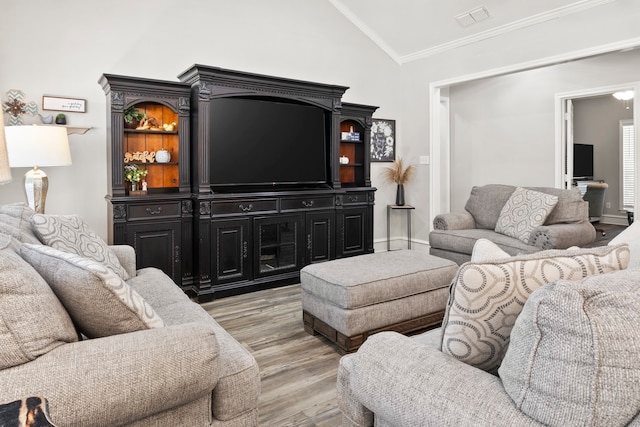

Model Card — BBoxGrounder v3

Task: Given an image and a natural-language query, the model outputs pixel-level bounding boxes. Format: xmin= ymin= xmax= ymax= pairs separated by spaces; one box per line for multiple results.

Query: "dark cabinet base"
xmin=194 ymin=188 xmax=374 ymax=300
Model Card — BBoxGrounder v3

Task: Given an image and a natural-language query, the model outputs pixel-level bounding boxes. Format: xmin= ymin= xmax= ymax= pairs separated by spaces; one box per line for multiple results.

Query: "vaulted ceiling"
xmin=329 ymin=0 xmax=618 ymax=64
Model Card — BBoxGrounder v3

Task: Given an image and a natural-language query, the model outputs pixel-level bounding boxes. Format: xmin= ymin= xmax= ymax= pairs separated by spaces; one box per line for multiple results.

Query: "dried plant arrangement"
xmin=382 ymin=157 xmax=415 ymax=185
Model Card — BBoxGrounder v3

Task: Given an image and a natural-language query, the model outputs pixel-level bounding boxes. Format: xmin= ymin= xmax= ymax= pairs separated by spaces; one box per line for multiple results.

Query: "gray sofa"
xmin=429 ymin=184 xmax=596 ymax=264
xmin=337 ymin=243 xmax=640 ymax=426
xmin=0 ymin=203 xmax=260 ymax=426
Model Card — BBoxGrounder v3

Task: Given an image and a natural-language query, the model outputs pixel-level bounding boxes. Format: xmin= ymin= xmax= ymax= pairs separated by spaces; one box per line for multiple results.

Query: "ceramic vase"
xmin=396 ymin=184 xmax=405 ymax=206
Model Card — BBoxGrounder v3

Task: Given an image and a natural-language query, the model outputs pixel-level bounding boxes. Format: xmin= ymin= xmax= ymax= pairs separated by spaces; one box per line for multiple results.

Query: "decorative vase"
xmin=396 ymin=184 xmax=405 ymax=206
xmin=55 ymin=115 xmax=66 ymax=125
xmin=124 ymin=120 xmax=139 ymax=129
xmin=156 ymin=149 xmax=171 ymax=163
xmin=131 ymin=182 xmax=137 ymax=192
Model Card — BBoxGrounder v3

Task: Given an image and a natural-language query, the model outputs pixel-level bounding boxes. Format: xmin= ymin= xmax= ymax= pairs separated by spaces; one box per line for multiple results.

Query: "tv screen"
xmin=573 ymin=143 xmax=594 ymax=178
xmin=209 ymin=97 xmax=328 ymax=188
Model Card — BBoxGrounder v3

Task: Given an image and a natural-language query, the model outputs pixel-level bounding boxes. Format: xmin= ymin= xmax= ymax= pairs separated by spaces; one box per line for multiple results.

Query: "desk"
xmin=387 ymin=205 xmax=415 ymax=251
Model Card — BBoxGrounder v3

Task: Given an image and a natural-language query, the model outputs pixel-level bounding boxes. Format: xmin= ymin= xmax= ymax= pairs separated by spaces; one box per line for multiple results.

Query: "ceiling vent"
xmin=455 ymin=6 xmax=490 ymax=27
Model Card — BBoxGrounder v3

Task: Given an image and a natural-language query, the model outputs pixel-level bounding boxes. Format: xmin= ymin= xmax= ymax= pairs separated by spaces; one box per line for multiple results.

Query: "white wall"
xmin=3 ymin=0 xmax=640 ymax=249
xmin=446 ymin=48 xmax=640 ymax=212
xmin=0 ymin=0 xmax=401 ymax=243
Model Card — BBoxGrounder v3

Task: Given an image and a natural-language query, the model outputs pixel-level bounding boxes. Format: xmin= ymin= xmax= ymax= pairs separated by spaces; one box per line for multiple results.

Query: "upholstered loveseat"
xmin=429 ymin=184 xmax=596 ymax=264
xmin=0 ymin=203 xmax=260 ymax=426
xmin=338 ymin=241 xmax=639 ymax=426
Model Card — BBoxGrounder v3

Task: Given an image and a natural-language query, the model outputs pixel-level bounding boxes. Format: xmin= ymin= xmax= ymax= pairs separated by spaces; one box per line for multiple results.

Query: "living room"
xmin=2 ymin=1 xmax=640 ymax=426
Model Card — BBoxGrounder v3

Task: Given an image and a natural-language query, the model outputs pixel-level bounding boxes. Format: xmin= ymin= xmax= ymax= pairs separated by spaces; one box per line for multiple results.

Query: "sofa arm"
xmin=0 ymin=322 xmax=219 ymax=427
xmin=109 ymin=244 xmax=137 ymax=278
xmin=433 ymin=211 xmax=476 ymax=230
xmin=528 ymin=221 xmax=596 ymax=249
xmin=348 ymin=332 xmax=543 ymax=427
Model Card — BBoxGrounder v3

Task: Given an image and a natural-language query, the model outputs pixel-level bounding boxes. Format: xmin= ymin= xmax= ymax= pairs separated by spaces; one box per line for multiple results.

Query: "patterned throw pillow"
xmin=440 ymin=243 xmax=630 ymax=373
xmin=0 ymin=236 xmax=77 ymax=369
xmin=495 ymin=187 xmax=559 ymax=244
xmin=30 ymin=214 xmax=129 ymax=280
xmin=21 ymin=244 xmax=164 ymax=338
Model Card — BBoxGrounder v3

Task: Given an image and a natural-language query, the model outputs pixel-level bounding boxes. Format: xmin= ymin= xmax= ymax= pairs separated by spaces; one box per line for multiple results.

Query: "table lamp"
xmin=0 ymin=120 xmax=13 ymax=185
xmin=4 ymin=125 xmax=71 ymax=213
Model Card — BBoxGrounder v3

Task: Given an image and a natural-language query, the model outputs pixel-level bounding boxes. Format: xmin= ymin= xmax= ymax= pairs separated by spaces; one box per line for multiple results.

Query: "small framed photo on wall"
xmin=370 ymin=118 xmax=395 ymax=162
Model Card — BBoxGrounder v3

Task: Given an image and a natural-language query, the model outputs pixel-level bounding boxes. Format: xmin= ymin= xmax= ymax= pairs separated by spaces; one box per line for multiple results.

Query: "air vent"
xmin=455 ymin=6 xmax=490 ymax=27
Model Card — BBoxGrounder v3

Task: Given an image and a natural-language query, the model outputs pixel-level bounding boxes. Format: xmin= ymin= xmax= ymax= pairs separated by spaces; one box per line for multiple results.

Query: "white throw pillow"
xmin=495 ymin=187 xmax=559 ymax=244
xmin=609 ymin=220 xmax=640 ymax=269
xmin=471 ymin=239 xmax=510 ymax=262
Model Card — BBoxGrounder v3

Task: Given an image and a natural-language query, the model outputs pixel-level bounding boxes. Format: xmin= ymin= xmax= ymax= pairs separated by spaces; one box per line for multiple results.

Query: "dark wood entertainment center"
xmin=100 ymin=66 xmax=377 ymax=300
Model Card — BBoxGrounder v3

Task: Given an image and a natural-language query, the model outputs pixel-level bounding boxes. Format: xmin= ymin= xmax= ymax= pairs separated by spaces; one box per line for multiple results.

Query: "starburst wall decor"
xmin=2 ymin=89 xmax=37 ymax=125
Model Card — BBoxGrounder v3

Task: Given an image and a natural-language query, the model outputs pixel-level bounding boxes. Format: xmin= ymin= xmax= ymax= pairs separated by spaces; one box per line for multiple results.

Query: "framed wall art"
xmin=42 ymin=96 xmax=86 ymax=113
xmin=370 ymin=118 xmax=395 ymax=162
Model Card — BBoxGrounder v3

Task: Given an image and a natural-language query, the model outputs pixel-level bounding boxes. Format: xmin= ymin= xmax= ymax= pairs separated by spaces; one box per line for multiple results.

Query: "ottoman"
xmin=301 ymin=250 xmax=458 ymax=354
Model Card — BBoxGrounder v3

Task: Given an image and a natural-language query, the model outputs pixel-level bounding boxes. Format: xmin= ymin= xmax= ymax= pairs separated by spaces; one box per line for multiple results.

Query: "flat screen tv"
xmin=209 ymin=97 xmax=328 ymax=188
xmin=573 ymin=143 xmax=594 ymax=178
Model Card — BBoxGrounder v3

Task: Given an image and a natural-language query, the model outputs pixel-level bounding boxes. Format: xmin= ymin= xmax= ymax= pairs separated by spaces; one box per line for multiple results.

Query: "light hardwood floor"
xmin=201 ymin=284 xmax=343 ymax=426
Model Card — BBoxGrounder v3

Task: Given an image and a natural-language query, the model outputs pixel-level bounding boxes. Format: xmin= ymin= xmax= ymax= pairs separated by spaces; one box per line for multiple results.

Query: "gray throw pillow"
xmin=21 ymin=244 xmax=164 ymax=338
xmin=0 ymin=203 xmax=40 ymax=244
xmin=0 ymin=236 xmax=77 ymax=369
xmin=30 ymin=214 xmax=129 ymax=280
xmin=499 ymin=269 xmax=640 ymax=426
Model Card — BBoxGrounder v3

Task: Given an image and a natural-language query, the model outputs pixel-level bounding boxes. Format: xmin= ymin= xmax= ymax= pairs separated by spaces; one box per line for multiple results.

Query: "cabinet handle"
xmin=174 ymin=245 xmax=180 ymax=263
xmin=243 ymin=241 xmax=248 ymax=259
xmin=302 ymin=200 xmax=314 ymax=208
xmin=146 ymin=207 xmax=163 ymax=215
xmin=307 ymin=234 xmax=312 ymax=250
xmin=348 ymin=196 xmax=358 ymax=202
xmin=239 ymin=204 xmax=253 ymax=212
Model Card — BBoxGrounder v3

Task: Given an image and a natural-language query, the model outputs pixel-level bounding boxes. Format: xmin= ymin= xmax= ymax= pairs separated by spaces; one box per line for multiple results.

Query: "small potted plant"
xmin=124 ymin=164 xmax=149 ymax=194
xmin=55 ymin=113 xmax=66 ymax=125
xmin=124 ymin=107 xmax=145 ymax=129
xmin=382 ymin=157 xmax=415 ymax=206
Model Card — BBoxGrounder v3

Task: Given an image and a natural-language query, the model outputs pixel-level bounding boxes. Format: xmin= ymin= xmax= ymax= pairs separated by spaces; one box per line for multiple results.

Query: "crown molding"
xmin=329 ymin=0 xmax=618 ymax=65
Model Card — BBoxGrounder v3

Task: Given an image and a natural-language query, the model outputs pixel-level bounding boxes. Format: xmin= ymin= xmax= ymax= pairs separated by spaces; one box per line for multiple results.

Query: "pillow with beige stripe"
xmin=440 ymin=243 xmax=630 ymax=373
xmin=21 ymin=244 xmax=164 ymax=338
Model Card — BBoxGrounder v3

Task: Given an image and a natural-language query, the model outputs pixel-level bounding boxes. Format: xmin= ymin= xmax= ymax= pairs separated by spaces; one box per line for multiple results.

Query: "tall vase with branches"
xmin=382 ymin=157 xmax=415 ymax=206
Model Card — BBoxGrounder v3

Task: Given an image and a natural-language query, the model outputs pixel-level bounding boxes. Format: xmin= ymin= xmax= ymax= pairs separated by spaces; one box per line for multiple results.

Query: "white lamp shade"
xmin=0 ymin=120 xmax=12 ymax=184
xmin=5 ymin=125 xmax=72 ymax=168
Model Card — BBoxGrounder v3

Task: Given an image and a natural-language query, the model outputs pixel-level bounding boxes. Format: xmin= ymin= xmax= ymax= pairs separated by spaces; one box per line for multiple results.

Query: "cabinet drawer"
xmin=212 ymin=199 xmax=278 ymax=216
xmin=281 ymin=196 xmax=334 ymax=212
xmin=342 ymin=192 xmax=369 ymax=205
xmin=128 ymin=202 xmax=181 ymax=220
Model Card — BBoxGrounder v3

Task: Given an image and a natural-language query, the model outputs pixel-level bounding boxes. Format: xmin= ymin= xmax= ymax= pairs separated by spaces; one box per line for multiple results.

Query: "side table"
xmin=387 ymin=205 xmax=415 ymax=251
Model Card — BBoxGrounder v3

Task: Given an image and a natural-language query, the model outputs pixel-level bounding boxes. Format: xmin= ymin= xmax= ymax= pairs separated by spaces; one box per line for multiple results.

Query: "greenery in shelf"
xmin=124 ymin=164 xmax=148 ymax=183
xmin=124 ymin=106 xmax=145 ymax=124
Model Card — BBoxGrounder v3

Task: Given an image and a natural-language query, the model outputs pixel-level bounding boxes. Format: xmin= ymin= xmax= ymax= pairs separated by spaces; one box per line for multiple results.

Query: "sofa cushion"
xmin=0 ymin=236 xmax=77 ymax=369
xmin=495 ymin=187 xmax=558 ymax=244
xmin=609 ymin=219 xmax=640 ymax=269
xmin=429 ymin=228 xmax=538 ymax=257
xmin=440 ymin=243 xmax=630 ymax=373
xmin=20 ymin=244 xmax=164 ymax=338
xmin=0 ymin=203 xmax=39 ymax=244
xmin=464 ymin=184 xmax=516 ymax=230
xmin=499 ymin=268 xmax=640 ymax=426
xmin=470 ymin=238 xmax=510 ymax=262
xmin=532 ymin=186 xmax=588 ymax=225
xmin=30 ymin=214 xmax=129 ymax=280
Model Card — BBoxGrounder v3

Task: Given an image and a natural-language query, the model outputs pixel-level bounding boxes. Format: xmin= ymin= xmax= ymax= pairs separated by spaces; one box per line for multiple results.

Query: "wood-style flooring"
xmin=201 ymin=284 xmax=343 ymax=427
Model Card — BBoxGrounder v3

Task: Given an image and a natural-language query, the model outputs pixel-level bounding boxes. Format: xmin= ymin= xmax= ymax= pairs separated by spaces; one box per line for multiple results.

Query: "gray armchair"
xmin=583 ymin=182 xmax=608 ymax=235
xmin=338 ymin=266 xmax=640 ymax=427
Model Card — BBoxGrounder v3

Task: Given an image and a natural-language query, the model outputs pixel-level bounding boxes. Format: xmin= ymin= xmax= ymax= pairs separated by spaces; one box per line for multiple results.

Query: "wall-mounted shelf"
xmin=36 ymin=124 xmax=92 ymax=135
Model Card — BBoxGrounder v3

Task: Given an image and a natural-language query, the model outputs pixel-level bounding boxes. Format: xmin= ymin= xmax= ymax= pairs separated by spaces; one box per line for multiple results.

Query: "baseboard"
xmin=373 ymin=237 xmax=429 ymax=253
xmin=600 ymin=214 xmax=629 ymax=226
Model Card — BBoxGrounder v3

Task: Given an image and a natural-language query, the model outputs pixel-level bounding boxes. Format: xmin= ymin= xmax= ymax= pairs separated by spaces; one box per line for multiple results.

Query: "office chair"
xmin=583 ymin=182 xmax=608 ymax=236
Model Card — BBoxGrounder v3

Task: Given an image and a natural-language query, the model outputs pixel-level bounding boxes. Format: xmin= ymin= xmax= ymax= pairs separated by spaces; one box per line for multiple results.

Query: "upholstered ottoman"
xmin=301 ymin=250 xmax=457 ymax=354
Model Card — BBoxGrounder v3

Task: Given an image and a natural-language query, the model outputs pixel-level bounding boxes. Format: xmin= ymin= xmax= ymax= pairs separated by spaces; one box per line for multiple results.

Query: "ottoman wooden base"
xmin=303 ymin=309 xmax=445 ymax=354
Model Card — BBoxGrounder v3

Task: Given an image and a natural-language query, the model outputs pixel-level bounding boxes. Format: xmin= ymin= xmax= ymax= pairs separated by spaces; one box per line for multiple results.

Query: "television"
xmin=209 ymin=97 xmax=328 ymax=189
xmin=573 ymin=143 xmax=594 ymax=178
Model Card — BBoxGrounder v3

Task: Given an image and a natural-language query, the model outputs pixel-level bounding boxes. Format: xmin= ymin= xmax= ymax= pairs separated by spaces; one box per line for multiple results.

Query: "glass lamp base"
xmin=23 ymin=167 xmax=48 ymax=214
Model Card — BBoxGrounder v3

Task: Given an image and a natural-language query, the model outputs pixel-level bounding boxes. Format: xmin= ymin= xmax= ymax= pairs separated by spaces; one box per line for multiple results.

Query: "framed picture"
xmin=42 ymin=96 xmax=86 ymax=113
xmin=370 ymin=118 xmax=395 ymax=162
